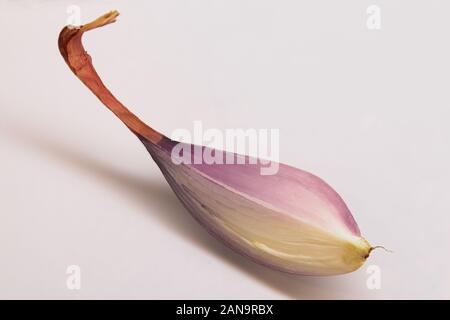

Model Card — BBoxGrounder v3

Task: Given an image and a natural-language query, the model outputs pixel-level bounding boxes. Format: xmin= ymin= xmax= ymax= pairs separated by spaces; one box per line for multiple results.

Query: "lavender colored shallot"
xmin=58 ymin=11 xmax=377 ymax=276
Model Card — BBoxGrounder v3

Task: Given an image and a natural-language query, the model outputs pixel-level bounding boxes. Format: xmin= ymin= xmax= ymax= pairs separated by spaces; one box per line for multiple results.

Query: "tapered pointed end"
xmin=79 ymin=10 xmax=120 ymax=31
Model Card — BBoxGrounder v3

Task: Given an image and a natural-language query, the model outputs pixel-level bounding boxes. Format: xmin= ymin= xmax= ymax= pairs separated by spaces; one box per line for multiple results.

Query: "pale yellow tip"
xmin=80 ymin=10 xmax=120 ymax=32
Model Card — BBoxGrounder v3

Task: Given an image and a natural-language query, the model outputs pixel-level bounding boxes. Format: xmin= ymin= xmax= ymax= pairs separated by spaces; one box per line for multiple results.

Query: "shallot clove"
xmin=58 ymin=11 xmax=375 ymax=276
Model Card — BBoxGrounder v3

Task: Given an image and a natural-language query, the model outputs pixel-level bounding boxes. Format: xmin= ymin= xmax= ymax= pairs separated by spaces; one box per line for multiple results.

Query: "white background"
xmin=0 ymin=0 xmax=449 ymax=299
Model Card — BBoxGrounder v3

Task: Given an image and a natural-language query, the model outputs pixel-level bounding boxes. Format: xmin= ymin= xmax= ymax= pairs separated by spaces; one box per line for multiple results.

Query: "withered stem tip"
xmin=79 ymin=10 xmax=120 ymax=31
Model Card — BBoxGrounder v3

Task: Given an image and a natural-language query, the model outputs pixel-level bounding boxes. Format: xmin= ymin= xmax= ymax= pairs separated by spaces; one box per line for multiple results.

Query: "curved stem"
xmin=58 ymin=10 xmax=164 ymax=144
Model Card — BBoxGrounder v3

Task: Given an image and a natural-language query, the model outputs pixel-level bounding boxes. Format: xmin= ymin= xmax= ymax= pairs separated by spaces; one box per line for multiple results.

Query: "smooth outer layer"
xmin=146 ymin=139 xmax=371 ymax=275
xmin=58 ymin=11 xmax=373 ymax=276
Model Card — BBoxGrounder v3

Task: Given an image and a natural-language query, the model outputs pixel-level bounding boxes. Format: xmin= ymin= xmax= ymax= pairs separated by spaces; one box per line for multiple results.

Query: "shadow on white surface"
xmin=1 ymin=122 xmax=367 ymax=299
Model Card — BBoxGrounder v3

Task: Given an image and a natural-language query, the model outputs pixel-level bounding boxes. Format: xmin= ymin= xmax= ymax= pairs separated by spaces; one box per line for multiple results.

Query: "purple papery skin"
xmin=150 ymin=137 xmax=360 ymax=236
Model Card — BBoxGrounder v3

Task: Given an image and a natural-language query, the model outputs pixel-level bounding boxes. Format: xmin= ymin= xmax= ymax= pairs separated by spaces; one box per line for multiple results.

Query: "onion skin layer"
xmin=58 ymin=11 xmax=373 ymax=276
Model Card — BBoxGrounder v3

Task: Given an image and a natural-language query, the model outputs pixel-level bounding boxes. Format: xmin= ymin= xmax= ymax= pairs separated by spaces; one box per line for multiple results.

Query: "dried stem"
xmin=58 ymin=11 xmax=163 ymax=144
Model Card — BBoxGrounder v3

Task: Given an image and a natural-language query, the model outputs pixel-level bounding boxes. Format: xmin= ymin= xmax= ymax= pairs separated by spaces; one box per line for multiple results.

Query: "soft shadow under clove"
xmin=2 ymin=124 xmax=365 ymax=299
